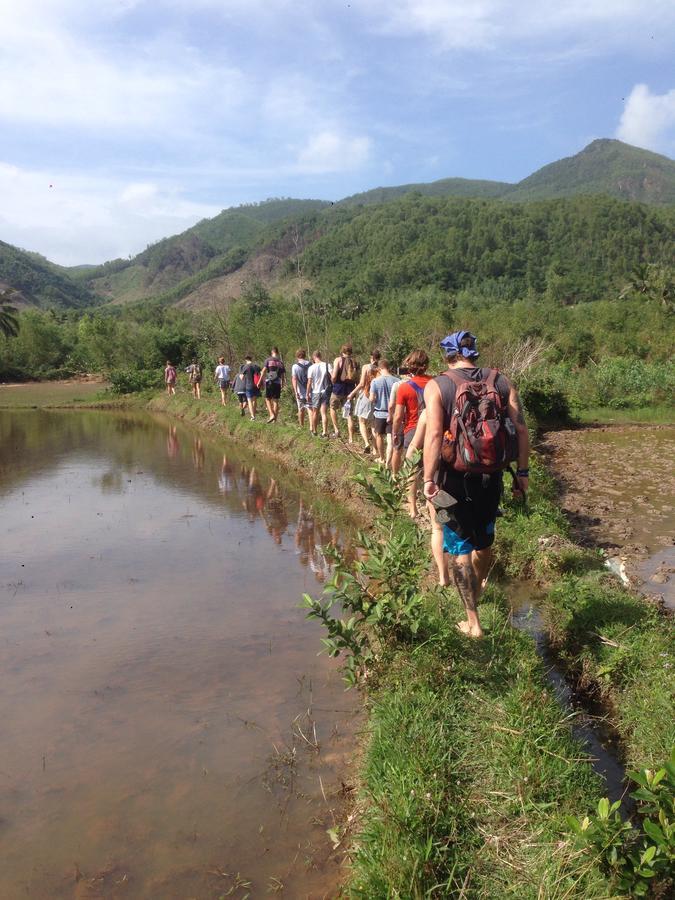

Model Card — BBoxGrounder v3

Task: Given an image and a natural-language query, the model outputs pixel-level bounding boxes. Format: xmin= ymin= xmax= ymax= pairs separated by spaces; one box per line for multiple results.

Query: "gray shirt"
xmin=370 ymin=374 xmax=399 ymax=418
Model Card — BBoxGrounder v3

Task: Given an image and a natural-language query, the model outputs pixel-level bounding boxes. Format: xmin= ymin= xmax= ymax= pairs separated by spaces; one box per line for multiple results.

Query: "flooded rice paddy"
xmin=541 ymin=425 xmax=675 ymax=607
xmin=0 ymin=410 xmax=359 ymax=899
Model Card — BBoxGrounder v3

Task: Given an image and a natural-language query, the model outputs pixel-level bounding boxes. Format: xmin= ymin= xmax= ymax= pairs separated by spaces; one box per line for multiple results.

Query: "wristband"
xmin=424 ymin=480 xmax=435 ymax=485
xmin=516 ymin=468 xmax=529 ymax=477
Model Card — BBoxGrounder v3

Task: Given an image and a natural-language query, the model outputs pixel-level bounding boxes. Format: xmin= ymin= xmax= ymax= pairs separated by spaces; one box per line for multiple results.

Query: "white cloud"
xmin=0 ymin=1 xmax=245 ymax=131
xmin=0 ymin=162 xmax=220 ymax=265
xmin=362 ymin=0 xmax=675 ymax=52
xmin=297 ymin=130 xmax=371 ymax=174
xmin=616 ymin=84 xmax=675 ymax=152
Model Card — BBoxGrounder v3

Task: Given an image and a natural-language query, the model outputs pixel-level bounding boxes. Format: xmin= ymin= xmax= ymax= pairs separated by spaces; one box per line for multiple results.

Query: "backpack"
xmin=338 ymin=355 xmax=357 ymax=382
xmin=408 ymin=380 xmax=426 ymax=413
xmin=266 ymin=358 xmax=283 ymax=381
xmin=439 ymin=369 xmax=518 ymax=474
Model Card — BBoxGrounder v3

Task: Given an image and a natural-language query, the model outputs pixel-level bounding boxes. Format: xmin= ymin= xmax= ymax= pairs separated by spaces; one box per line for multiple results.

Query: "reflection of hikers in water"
xmin=261 ymin=478 xmax=289 ymax=544
xmin=423 ymin=331 xmax=530 ymax=639
xmin=218 ymin=454 xmax=234 ymax=495
xmin=294 ymin=499 xmax=315 ymax=568
xmin=242 ymin=466 xmax=265 ymax=520
xmin=185 ymin=359 xmax=202 ymax=399
xmin=192 ymin=437 xmax=205 ymax=471
xmin=166 ymin=425 xmax=179 ymax=459
xmin=164 ymin=361 xmax=177 ymax=396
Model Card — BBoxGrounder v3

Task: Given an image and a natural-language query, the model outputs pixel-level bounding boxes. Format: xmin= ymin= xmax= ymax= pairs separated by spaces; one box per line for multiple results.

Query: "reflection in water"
xmin=0 ymin=409 xmax=358 ymax=899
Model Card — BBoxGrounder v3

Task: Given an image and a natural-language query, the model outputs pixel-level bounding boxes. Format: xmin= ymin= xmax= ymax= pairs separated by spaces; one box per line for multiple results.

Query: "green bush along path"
xmin=146 ymin=388 xmax=674 ymax=897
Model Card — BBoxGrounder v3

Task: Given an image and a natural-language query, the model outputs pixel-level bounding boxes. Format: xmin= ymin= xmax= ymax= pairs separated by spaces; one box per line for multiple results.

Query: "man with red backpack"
xmin=422 ymin=331 xmax=530 ymax=638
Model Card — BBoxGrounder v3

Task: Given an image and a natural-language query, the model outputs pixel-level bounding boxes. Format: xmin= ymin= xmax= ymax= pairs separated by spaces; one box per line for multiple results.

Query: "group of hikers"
xmin=163 ymin=331 xmax=530 ymax=638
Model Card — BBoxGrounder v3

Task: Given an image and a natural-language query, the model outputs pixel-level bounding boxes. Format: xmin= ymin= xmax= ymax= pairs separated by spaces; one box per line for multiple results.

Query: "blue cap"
xmin=440 ymin=330 xmax=479 ymax=359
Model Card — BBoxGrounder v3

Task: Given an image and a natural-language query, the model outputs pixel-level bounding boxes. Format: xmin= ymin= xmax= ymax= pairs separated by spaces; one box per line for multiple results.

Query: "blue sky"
xmin=1 ymin=0 xmax=674 ymax=265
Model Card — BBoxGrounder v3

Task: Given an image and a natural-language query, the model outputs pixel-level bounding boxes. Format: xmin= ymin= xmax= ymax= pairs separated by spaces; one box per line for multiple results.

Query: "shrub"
xmin=107 ymin=368 xmax=162 ymax=394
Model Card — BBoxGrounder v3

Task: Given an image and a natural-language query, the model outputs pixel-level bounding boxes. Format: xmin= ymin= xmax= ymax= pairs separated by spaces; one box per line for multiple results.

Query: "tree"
xmin=0 ymin=289 xmax=20 ymax=338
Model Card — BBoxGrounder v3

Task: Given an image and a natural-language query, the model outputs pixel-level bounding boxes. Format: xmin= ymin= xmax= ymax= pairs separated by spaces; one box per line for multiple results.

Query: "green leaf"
xmin=641 ymin=845 xmax=656 ymax=864
xmin=597 ymin=797 xmax=610 ymax=818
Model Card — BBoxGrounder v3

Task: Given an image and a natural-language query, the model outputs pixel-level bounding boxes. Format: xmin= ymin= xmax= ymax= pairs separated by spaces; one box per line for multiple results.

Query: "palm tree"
xmin=0 ymin=288 xmax=20 ymax=338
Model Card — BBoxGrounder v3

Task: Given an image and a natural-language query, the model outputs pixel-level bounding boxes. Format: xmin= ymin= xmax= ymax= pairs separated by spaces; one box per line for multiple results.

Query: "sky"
xmin=1 ymin=0 xmax=674 ymax=266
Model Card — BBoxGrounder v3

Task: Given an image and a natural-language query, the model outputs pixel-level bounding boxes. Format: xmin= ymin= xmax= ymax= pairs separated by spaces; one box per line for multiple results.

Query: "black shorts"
xmin=265 ymin=381 xmax=282 ymax=399
xmin=372 ymin=417 xmax=389 ymax=435
xmin=438 ymin=469 xmax=503 ymax=553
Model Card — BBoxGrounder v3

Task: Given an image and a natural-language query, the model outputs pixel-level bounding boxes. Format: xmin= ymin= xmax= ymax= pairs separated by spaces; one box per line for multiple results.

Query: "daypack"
xmin=439 ymin=369 xmax=518 ymax=474
xmin=266 ymin=358 xmax=283 ymax=381
xmin=408 ymin=380 xmax=426 ymax=413
xmin=337 ymin=355 xmax=357 ymax=383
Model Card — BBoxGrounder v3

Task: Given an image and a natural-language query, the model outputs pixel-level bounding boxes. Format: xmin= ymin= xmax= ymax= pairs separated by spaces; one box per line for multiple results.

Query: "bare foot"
xmin=456 ymin=620 xmax=484 ymax=638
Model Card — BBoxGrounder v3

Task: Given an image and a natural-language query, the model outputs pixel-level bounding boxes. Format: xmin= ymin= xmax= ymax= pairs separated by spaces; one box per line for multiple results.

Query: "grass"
xmin=572 ymin=405 xmax=674 ymax=426
xmin=349 ymin=587 xmax=613 ymax=898
xmin=0 ymin=380 xmax=109 ymax=408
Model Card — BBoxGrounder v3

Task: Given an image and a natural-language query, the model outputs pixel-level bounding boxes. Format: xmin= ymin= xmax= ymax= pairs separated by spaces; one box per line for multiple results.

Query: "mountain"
xmin=76 ymin=198 xmax=329 ymax=305
xmin=0 ymin=240 xmax=96 ymax=309
xmin=338 ymin=176 xmax=510 ymax=207
xmin=506 ymin=139 xmax=675 ymax=205
xmin=2 ymin=140 xmax=673 ymax=311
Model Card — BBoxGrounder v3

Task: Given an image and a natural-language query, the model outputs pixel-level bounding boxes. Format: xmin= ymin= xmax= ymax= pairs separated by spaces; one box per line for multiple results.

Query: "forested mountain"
xmin=0 ymin=241 xmax=96 ymax=309
xmin=75 ymin=198 xmax=329 ymax=305
xmin=302 ymin=195 xmax=675 ymax=304
xmin=338 ymin=177 xmax=510 ymax=207
xmin=507 ymin=139 xmax=675 ymax=204
xmin=1 ymin=140 xmax=673 ymax=312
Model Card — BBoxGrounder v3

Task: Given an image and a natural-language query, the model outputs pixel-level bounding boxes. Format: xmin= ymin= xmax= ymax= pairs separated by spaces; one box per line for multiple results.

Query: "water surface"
xmin=0 ymin=410 xmax=358 ymax=899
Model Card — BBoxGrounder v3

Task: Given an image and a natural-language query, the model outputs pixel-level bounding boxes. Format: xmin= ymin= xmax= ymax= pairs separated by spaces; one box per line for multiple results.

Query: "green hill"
xmin=506 ymin=139 xmax=675 ymax=204
xmin=0 ymin=241 xmax=96 ymax=309
xmin=338 ymin=177 xmax=510 ymax=207
xmin=79 ymin=198 xmax=329 ymax=305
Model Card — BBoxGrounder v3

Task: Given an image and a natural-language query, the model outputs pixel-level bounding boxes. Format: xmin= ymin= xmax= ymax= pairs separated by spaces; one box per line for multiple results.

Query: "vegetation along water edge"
xmin=133 ymin=389 xmax=675 ymax=897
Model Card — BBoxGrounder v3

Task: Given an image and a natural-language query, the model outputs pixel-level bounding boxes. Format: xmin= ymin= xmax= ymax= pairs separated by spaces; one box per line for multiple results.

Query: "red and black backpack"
xmin=438 ymin=368 xmax=518 ymax=474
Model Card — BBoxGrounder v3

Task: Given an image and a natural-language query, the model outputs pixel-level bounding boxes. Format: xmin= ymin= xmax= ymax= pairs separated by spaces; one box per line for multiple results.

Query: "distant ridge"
xmin=0 ymin=139 xmax=673 ymax=308
xmin=507 ymin=139 xmax=675 ymax=205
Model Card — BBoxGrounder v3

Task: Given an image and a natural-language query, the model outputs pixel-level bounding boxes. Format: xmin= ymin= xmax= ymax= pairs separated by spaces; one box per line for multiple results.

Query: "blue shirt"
xmin=370 ymin=374 xmax=399 ymax=418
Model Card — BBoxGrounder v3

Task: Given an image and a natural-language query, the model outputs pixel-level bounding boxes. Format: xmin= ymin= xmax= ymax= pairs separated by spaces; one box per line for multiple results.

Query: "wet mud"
xmin=0 ymin=409 xmax=359 ymax=899
xmin=540 ymin=425 xmax=675 ymax=607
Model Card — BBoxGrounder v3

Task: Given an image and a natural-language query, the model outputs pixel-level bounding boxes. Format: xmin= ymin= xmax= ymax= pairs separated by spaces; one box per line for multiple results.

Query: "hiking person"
xmin=391 ymin=351 xmax=431 ymax=473
xmin=185 ymin=358 xmax=202 ymax=399
xmin=422 ymin=331 xmax=530 ymax=639
xmin=232 ymin=371 xmax=248 ymax=416
xmin=214 ymin=356 xmax=231 ymax=405
xmin=164 ymin=361 xmax=177 ymax=396
xmin=306 ymin=350 xmax=332 ymax=437
xmin=291 ymin=349 xmax=311 ymax=429
xmin=330 ymin=343 xmax=358 ymax=441
xmin=348 ymin=361 xmax=379 ymax=454
xmin=369 ymin=359 xmax=399 ymax=464
xmin=259 ymin=347 xmax=286 ymax=424
xmin=387 ymin=366 xmax=409 ymax=469
xmin=240 ymin=354 xmax=262 ymax=420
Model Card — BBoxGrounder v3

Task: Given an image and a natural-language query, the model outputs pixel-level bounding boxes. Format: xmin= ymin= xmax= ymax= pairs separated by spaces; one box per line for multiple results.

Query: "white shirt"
xmin=215 ymin=364 xmax=230 ymax=381
xmin=307 ymin=361 xmax=330 ymax=394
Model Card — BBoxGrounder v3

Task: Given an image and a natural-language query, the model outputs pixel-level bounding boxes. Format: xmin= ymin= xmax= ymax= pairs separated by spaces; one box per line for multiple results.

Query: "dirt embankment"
xmin=540 ymin=424 xmax=675 ymax=602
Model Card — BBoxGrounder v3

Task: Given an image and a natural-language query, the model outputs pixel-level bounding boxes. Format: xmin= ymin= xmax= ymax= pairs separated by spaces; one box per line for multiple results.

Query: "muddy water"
xmin=0 ymin=410 xmax=358 ymax=899
xmin=541 ymin=426 xmax=675 ymax=607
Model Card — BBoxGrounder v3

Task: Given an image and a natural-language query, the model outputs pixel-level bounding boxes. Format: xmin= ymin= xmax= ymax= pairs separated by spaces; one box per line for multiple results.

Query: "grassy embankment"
xmin=0 ymin=380 xmax=109 ymax=408
xmin=144 ymin=388 xmax=673 ymax=895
